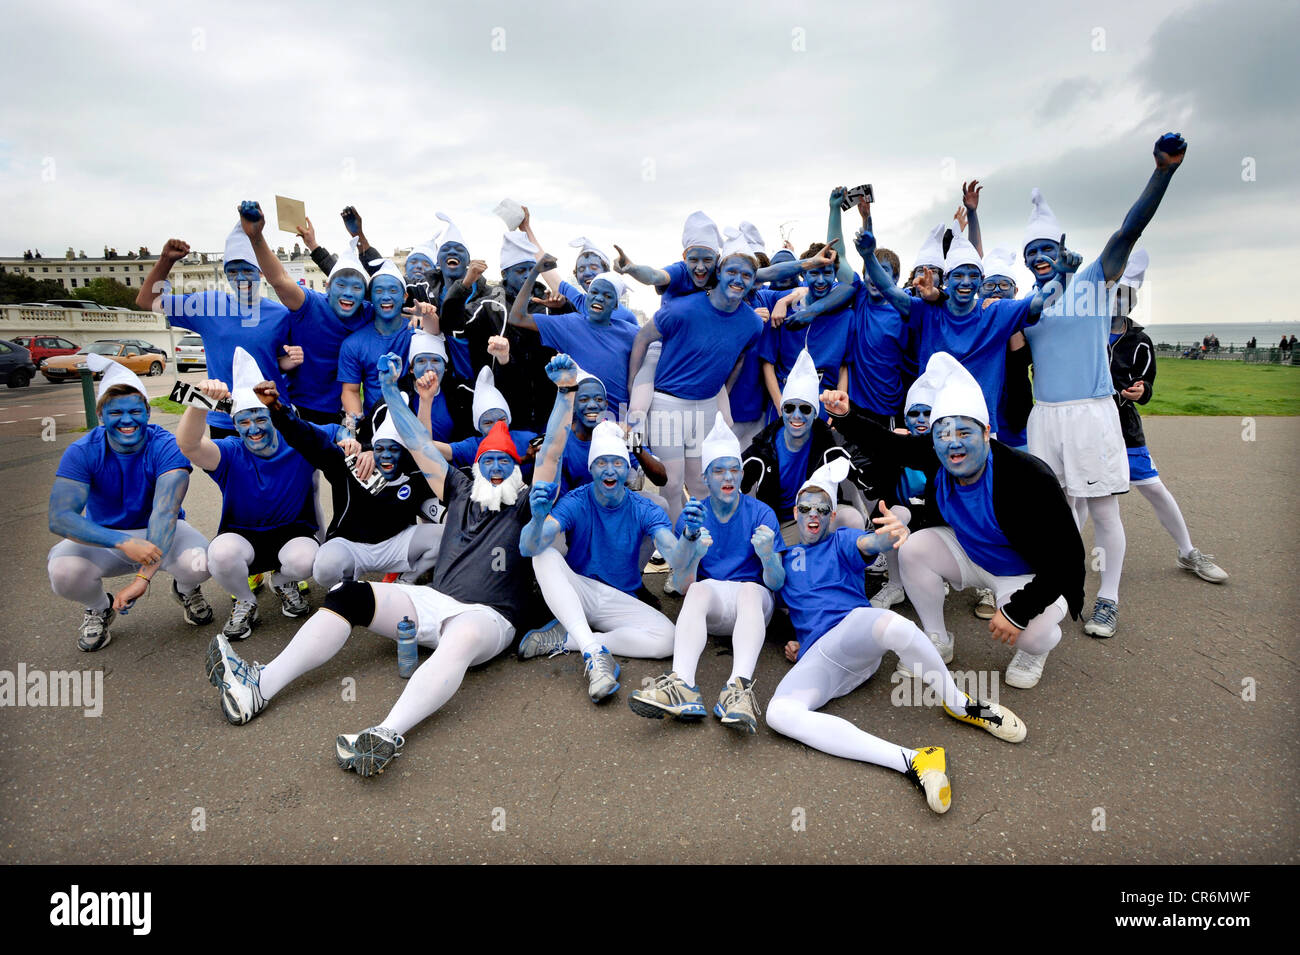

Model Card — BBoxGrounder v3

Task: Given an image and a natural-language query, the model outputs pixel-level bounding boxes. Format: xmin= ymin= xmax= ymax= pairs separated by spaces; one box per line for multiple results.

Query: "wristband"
xmin=557 ymin=384 xmax=578 ymax=394
xmin=135 ymin=573 xmax=151 ymax=583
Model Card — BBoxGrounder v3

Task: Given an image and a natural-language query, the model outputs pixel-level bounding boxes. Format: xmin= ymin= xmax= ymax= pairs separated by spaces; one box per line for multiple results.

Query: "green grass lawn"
xmin=1145 ymin=358 xmax=1300 ymax=415
xmin=149 ymin=396 xmax=185 ymax=416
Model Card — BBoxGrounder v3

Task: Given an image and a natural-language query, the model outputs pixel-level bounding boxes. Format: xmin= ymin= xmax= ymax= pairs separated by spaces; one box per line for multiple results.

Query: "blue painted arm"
xmin=519 ymin=482 xmax=562 ymax=556
xmin=751 ymin=524 xmax=785 ymax=590
xmin=785 ymin=281 xmax=855 ymax=329
xmin=48 ymin=477 xmax=130 ymax=549
xmin=533 ymin=355 xmax=579 ymax=486
xmin=827 ymin=188 xmax=856 ymax=286
xmin=145 ymin=469 xmax=189 ymax=561
xmin=377 ymin=353 xmax=449 ymax=499
xmin=857 ymin=231 xmax=913 ymax=317
xmin=1100 ymin=134 xmax=1187 ymax=284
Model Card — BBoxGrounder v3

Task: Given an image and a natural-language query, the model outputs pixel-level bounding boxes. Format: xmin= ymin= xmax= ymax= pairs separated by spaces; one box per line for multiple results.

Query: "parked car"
xmin=115 ymin=338 xmax=168 ymax=357
xmin=9 ymin=335 xmax=80 ymax=366
xmin=43 ymin=299 xmax=105 ymax=310
xmin=0 ymin=339 xmax=38 ymax=388
xmin=175 ymin=334 xmax=207 ymax=372
xmin=41 ymin=340 xmax=167 ymax=383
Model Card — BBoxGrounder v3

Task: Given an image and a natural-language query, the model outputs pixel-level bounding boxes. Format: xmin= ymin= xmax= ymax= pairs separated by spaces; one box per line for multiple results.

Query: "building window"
xmin=70 ymin=278 xmax=78 ymax=287
xmin=95 ymin=266 xmax=101 ymax=272
xmin=125 ymin=277 xmax=132 ymax=286
xmin=109 ymin=266 xmax=115 ymax=272
xmin=42 ymin=267 xmax=48 ymax=272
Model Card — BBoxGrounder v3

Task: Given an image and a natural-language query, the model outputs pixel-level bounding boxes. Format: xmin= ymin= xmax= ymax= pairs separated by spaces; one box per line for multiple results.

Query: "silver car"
xmin=175 ymin=334 xmax=207 ymax=372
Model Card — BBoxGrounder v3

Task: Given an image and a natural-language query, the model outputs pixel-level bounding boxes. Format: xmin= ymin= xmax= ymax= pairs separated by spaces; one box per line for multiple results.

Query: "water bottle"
xmin=397 ymin=616 xmax=418 ymax=678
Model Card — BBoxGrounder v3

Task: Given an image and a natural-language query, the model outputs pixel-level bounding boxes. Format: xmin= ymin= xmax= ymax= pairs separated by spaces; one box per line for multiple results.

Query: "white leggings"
xmin=1069 ymin=493 xmax=1126 ymax=603
xmin=672 ymin=579 xmax=774 ymax=687
xmin=767 ymin=606 xmax=967 ymax=772
xmin=257 ymin=583 xmax=506 ymax=737
xmin=208 ymin=532 xmax=318 ymax=602
xmin=532 ymin=549 xmax=675 ymax=657
xmin=312 ymin=524 xmax=445 ymax=589
xmin=47 ymin=520 xmax=211 ymax=611
xmin=897 ymin=527 xmax=1065 ymax=655
xmin=1133 ymin=479 xmax=1194 ymax=556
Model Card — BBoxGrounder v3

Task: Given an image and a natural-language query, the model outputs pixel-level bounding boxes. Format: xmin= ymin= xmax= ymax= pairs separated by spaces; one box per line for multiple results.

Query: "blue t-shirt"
xmin=551 ymin=485 xmax=671 ymax=594
xmin=1023 ymin=258 xmax=1114 ymax=403
xmin=337 ymin=323 xmax=416 ymax=419
xmin=449 ymin=429 xmax=538 ymax=468
xmin=779 ymin=527 xmax=871 ymax=657
xmin=910 ymin=296 xmax=1034 ymax=430
xmin=934 ymin=458 xmax=1031 ymax=577
xmin=162 ymin=291 xmax=291 ymax=430
xmin=557 ymin=432 xmax=641 ymax=495
xmin=775 ymin=434 xmax=814 ymax=510
xmin=55 ymin=424 xmax=191 ymax=530
xmin=208 ymin=435 xmax=317 ymax=533
xmin=286 ymin=289 xmax=371 ymax=414
xmin=420 ymin=390 xmax=458 ymax=442
xmin=673 ymin=495 xmax=783 ymax=585
xmin=659 ymin=261 xmax=706 ymax=301
xmin=653 ymin=295 xmax=763 ymax=400
xmin=757 ymin=286 xmax=852 ymax=395
xmin=534 ymin=313 xmax=637 ymax=410
xmin=558 ymin=280 xmax=638 ymax=326
xmin=847 ymin=286 xmax=908 ymax=416
xmin=897 ymin=467 xmax=928 ymax=501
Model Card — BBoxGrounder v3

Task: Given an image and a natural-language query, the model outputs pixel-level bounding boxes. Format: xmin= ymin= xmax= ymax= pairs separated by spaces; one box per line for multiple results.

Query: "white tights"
xmin=1134 ymin=479 xmax=1194 ymax=556
xmin=672 ymin=580 xmax=770 ymax=687
xmin=208 ymin=532 xmax=318 ymax=602
xmin=1070 ymin=493 xmax=1126 ymax=603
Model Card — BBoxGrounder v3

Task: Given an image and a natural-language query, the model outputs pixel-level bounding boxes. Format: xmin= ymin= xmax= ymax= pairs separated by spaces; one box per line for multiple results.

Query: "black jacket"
xmin=740 ymin=418 xmax=877 ymax=519
xmin=1108 ymin=320 xmax=1156 ymax=448
xmin=833 ymin=408 xmax=1085 ymax=624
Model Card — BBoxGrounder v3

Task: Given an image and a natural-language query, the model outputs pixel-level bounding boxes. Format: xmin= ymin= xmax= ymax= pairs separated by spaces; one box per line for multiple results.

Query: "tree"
xmin=0 ymin=267 xmax=69 ymax=304
xmin=75 ymin=277 xmax=140 ymax=308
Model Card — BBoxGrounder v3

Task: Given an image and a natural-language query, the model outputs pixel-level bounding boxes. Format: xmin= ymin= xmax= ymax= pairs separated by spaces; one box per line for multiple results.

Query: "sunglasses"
xmin=783 ymin=403 xmax=815 ymax=416
xmin=796 ymin=503 xmax=833 ymax=515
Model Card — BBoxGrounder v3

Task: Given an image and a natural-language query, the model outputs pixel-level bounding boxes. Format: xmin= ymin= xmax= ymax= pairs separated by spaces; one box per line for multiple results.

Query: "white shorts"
xmin=931 ymin=526 xmax=1069 ymax=627
xmin=691 ymin=579 xmax=775 ymax=635
xmin=1027 ymin=395 xmax=1129 ymax=497
xmin=648 ymin=391 xmax=720 ymax=459
xmin=389 ymin=583 xmax=515 ymax=654
xmin=318 ymin=525 xmax=436 ymax=577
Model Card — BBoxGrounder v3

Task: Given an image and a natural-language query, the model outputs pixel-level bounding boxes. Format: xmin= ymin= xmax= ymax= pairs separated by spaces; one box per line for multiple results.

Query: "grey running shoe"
xmin=715 ymin=676 xmax=761 ymax=734
xmin=336 ymin=726 xmax=405 ymax=777
xmin=628 ymin=672 xmax=706 ymax=720
xmin=272 ymin=581 xmax=310 ymax=618
xmin=172 ymin=581 xmax=214 ymax=625
xmin=973 ymin=588 xmax=997 ymax=620
xmin=1005 ymin=648 xmax=1049 ymax=689
xmin=866 ymin=553 xmax=888 ymax=576
xmin=223 ymin=599 xmax=259 ymax=641
xmin=1177 ymin=549 xmax=1228 ymax=584
xmin=205 ymin=633 xmax=267 ymax=725
xmin=78 ymin=597 xmax=116 ymax=652
xmin=517 ymin=619 xmax=569 ymax=660
xmin=895 ymin=630 xmax=955 ymax=678
xmin=872 ymin=579 xmax=906 ymax=609
xmin=1083 ymin=597 xmax=1119 ymax=638
xmin=583 ymin=646 xmax=621 ymax=702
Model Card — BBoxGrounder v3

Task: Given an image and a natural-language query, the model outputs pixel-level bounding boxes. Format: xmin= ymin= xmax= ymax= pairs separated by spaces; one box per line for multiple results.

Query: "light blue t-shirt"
xmin=652 ymin=295 xmax=763 ymax=400
xmin=934 ymin=458 xmax=1031 ymax=578
xmin=1023 ymin=258 xmax=1115 ymax=403
xmin=673 ymin=495 xmax=783 ymax=585
xmin=779 ymin=527 xmax=871 ymax=658
xmin=551 ymin=485 xmax=671 ymax=594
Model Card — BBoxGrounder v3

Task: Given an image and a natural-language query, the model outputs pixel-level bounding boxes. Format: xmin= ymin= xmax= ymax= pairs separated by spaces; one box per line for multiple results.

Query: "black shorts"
xmin=220 ymin=522 xmax=317 ymax=575
xmin=295 ymin=406 xmax=342 ymax=427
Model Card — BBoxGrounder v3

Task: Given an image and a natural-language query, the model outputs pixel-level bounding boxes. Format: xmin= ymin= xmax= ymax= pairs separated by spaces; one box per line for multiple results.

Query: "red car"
xmin=10 ymin=335 xmax=80 ymax=367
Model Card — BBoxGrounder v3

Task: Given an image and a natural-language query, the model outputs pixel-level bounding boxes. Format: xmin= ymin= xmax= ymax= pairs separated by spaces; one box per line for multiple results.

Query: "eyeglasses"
xmin=783 ymin=403 xmax=814 ymax=416
xmin=796 ymin=503 xmax=832 ymax=515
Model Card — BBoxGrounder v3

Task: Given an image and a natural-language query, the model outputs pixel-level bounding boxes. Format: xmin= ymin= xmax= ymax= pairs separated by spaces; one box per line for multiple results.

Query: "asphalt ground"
xmin=0 ymin=407 xmax=1296 ymax=864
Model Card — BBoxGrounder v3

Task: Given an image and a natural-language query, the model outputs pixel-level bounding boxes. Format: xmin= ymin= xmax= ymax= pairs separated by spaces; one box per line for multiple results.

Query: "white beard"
xmin=470 ymin=470 xmax=525 ymax=511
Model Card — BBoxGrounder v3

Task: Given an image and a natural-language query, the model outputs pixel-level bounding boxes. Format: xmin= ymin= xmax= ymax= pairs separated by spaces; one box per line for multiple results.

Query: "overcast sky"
xmin=1 ymin=0 xmax=1295 ymax=325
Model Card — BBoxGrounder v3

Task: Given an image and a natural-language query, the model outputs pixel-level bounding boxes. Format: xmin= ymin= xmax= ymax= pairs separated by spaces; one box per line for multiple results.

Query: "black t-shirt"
xmin=428 ymin=468 xmax=533 ymax=630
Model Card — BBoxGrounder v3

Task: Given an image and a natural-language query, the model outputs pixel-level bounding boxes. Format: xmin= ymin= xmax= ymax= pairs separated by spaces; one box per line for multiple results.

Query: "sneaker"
xmin=223 ymin=599 xmax=259 ymax=641
xmin=583 ymin=646 xmax=621 ymax=702
xmin=78 ymin=597 xmax=116 ymax=652
xmin=662 ymin=577 xmax=680 ymax=596
xmin=872 ymin=579 xmax=906 ymax=609
xmin=248 ymin=573 xmax=265 ymax=592
xmin=973 ymin=588 xmax=997 ymax=620
xmin=943 ymin=693 xmax=1027 ymax=743
xmin=517 ymin=618 xmax=569 ymax=660
xmin=272 ymin=581 xmax=310 ymax=618
xmin=381 ymin=572 xmax=401 ymax=583
xmin=297 ymin=580 xmax=310 ymax=593
xmin=1177 ymin=548 xmax=1228 ymax=584
xmin=904 ymin=746 xmax=951 ymax=814
xmin=866 ymin=553 xmax=888 ymax=576
xmin=896 ymin=629 xmax=955 ymax=678
xmin=1082 ymin=597 xmax=1119 ymax=638
xmin=1005 ymin=648 xmax=1049 ymax=689
xmin=715 ymin=676 xmax=761 ymax=734
xmin=644 ymin=549 xmax=668 ymax=574
xmin=629 ymin=672 xmax=707 ymax=720
xmin=205 ymin=633 xmax=266 ymax=725
xmin=336 ymin=726 xmax=405 ymax=777
xmin=171 ymin=581 xmax=214 ymax=625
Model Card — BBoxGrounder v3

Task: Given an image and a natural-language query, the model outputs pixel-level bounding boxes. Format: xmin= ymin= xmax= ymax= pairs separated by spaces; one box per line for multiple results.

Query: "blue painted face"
xmin=438 ymin=241 xmax=470 ymax=282
xmin=233 ymin=406 xmax=278 ymax=456
xmin=683 ymin=246 xmax=718 ymax=288
xmin=404 ymin=252 xmax=434 ymax=284
xmin=372 ymin=438 xmax=404 ymax=476
xmin=781 ymin=398 xmax=815 ymax=442
xmin=932 ymin=414 xmax=990 ymax=481
xmin=369 ymin=275 xmax=405 ymax=322
xmin=224 ymin=260 xmax=260 ymax=303
xmin=584 ymin=279 xmax=618 ymax=323
xmin=590 ymin=454 xmax=630 ymax=507
xmin=574 ymin=252 xmax=606 ymax=289
xmin=477 ymin=408 xmax=507 ymax=435
xmin=328 ymin=271 xmax=367 ymax=319
xmin=503 ymin=261 xmax=536 ymax=299
xmin=99 ymin=393 xmax=150 ymax=453
xmin=477 ymin=450 xmax=516 ymax=484
xmin=867 ymin=261 xmax=900 ymax=302
xmin=794 ymin=488 xmax=833 ymax=546
xmin=903 ymin=403 xmax=932 ymax=436
xmin=714 ymin=255 xmax=757 ymax=306
xmin=410 ymin=352 xmax=446 ymax=381
xmin=978 ymin=274 xmax=1017 ymax=300
xmin=805 ymin=262 xmax=836 ymax=300
xmin=704 ymin=455 xmax=742 ymax=507
xmin=1024 ymin=238 xmax=1064 ymax=288
xmin=575 ymin=378 xmax=608 ymax=430
xmin=944 ymin=264 xmax=983 ymax=311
